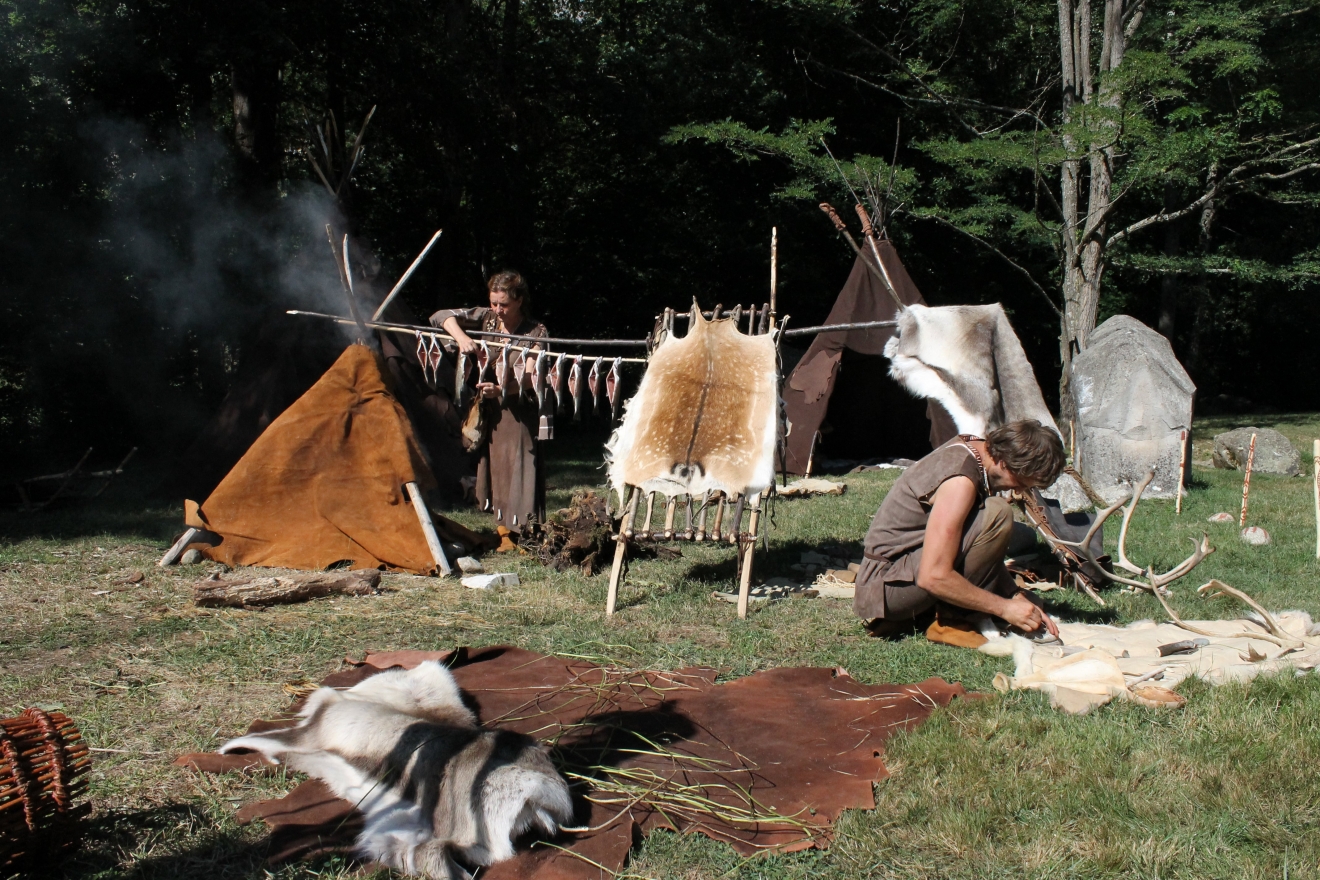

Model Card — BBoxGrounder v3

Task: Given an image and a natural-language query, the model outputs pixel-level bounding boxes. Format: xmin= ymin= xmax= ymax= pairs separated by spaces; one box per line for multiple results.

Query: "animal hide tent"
xmin=884 ymin=303 xmax=1091 ymax=511
xmin=885 ymin=303 xmax=1056 ymax=437
xmin=606 ymin=305 xmax=779 ymax=501
xmin=781 ymin=240 xmax=949 ymax=473
xmin=220 ymin=661 xmax=572 ymax=880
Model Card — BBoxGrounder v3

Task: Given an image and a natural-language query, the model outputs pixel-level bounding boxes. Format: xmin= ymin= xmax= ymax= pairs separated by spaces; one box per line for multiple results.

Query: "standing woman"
xmin=430 ymin=271 xmax=547 ymax=547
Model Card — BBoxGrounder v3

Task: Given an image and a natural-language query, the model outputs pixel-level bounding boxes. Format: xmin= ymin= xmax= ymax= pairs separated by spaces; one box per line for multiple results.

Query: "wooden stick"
xmin=1313 ymin=439 xmax=1319 ymax=559
xmin=606 ymin=487 xmax=638 ymax=616
xmin=158 ymin=528 xmax=200 ymax=567
xmin=729 ymin=495 xmax=745 ymax=545
xmin=663 ymin=496 xmax=677 ymax=540
xmin=819 ymin=203 xmax=889 ymax=291
xmin=769 ymin=227 xmax=778 ymax=330
xmin=640 ymin=492 xmax=655 ymax=540
xmin=683 ymin=494 xmax=694 ymax=539
xmin=711 ymin=494 xmax=725 ymax=541
xmin=1240 ymin=432 xmax=1257 ymax=528
xmin=781 ymin=319 xmax=898 ymax=337
xmin=624 ymin=487 xmax=641 ymax=538
xmin=286 ymin=310 xmax=650 ymax=358
xmin=372 ymin=230 xmax=443 ymax=320
xmin=1176 ymin=429 xmax=1188 ymax=515
xmin=854 ymin=203 xmax=905 ymax=310
xmin=1069 ymin=419 xmax=1077 ymax=463
xmin=696 ymin=491 xmax=710 ymax=540
xmin=406 ymin=482 xmax=452 ymax=576
xmin=737 ymin=495 xmax=762 ymax=619
xmin=806 ymin=431 xmax=821 ymax=477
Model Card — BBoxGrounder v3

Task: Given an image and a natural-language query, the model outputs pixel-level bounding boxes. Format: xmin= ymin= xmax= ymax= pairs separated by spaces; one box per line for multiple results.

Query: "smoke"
xmin=91 ymin=117 xmax=353 ymax=332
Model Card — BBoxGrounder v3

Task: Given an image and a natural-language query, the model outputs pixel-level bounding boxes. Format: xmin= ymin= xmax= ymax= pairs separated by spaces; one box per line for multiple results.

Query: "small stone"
xmin=180 ymin=549 xmax=203 ymax=565
xmin=1240 ymin=527 xmax=1271 ymax=545
xmin=462 ymin=573 xmax=519 ymax=589
xmin=456 ymin=556 xmax=484 ymax=574
xmin=1208 ymin=512 xmax=1235 ymax=523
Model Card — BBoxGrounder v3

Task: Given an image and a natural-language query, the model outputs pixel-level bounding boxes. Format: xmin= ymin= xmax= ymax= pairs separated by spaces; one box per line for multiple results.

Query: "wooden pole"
xmin=736 ymin=495 xmax=762 ymax=619
xmin=405 ymin=481 xmax=453 ymax=576
xmin=769 ymin=227 xmax=778 ymax=330
xmin=1239 ymin=432 xmax=1257 ymax=528
xmin=372 ymin=229 xmax=443 ymax=321
xmin=158 ymin=527 xmax=200 ymax=567
xmin=640 ymin=492 xmax=656 ymax=540
xmin=1313 ymin=440 xmax=1319 ymax=559
xmin=606 ymin=486 xmax=638 ymax=616
xmin=1175 ymin=429 xmax=1187 ymax=515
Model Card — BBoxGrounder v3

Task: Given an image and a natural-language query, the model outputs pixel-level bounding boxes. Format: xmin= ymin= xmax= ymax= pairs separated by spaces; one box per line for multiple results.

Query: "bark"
xmin=194 ymin=569 xmax=382 ymax=608
xmin=1158 ymin=185 xmax=1182 ymax=338
xmin=231 ymin=58 xmax=281 ymax=191
xmin=1057 ymin=0 xmax=1125 ymax=425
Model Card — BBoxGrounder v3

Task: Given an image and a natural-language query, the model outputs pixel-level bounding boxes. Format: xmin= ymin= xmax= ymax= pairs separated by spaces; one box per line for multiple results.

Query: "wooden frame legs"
xmin=607 ymin=488 xmax=764 ymax=619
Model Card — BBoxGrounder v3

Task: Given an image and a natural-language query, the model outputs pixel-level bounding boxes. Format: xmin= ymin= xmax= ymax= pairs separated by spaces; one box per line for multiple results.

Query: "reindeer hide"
xmin=884 ymin=303 xmax=1056 ymax=436
xmin=607 ymin=308 xmax=779 ymax=500
xmin=220 ymin=661 xmax=572 ymax=880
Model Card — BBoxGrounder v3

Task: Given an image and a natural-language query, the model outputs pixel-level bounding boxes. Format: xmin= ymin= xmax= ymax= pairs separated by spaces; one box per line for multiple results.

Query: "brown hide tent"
xmin=781 ymin=240 xmax=955 ymax=473
xmin=182 ymin=344 xmax=447 ymax=574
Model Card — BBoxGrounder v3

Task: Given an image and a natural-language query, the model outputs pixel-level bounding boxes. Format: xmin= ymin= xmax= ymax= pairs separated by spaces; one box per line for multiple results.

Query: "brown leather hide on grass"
xmin=178 ymin=647 xmax=965 ymax=879
xmin=608 ymin=310 xmax=778 ymax=500
xmin=182 ymin=344 xmax=439 ymax=574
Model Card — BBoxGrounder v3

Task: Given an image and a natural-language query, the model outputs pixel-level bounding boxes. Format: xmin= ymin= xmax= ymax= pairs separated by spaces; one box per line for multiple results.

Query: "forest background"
xmin=3 ymin=0 xmax=1318 ymax=479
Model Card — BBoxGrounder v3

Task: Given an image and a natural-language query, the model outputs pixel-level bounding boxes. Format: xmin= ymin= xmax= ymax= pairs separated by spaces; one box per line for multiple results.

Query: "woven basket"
xmin=0 ymin=708 xmax=92 ymax=868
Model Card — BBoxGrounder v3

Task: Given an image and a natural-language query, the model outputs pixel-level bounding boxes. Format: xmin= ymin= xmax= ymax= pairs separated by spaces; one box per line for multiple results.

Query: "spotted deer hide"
xmin=607 ymin=307 xmax=779 ymax=500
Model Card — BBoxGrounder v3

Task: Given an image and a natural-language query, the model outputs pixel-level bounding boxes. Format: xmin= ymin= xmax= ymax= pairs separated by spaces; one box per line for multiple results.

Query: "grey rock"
xmin=180 ymin=548 xmax=203 ymax=565
xmin=1212 ymin=427 xmax=1299 ymax=476
xmin=1071 ymin=316 xmax=1196 ymax=503
xmin=456 ymin=556 xmax=485 ymax=575
xmin=1240 ymin=526 xmax=1272 ymax=545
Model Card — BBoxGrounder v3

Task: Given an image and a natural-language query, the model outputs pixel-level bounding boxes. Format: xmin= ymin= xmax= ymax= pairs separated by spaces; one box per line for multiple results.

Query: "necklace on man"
xmin=957 ymin=434 xmax=990 ymax=493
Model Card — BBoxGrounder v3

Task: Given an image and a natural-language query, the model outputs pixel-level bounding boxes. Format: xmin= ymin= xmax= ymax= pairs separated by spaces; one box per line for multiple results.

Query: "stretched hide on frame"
xmin=607 ymin=309 xmax=779 ymax=500
xmin=885 ymin=304 xmax=1089 ymax=511
xmin=183 ymin=344 xmax=439 ymax=574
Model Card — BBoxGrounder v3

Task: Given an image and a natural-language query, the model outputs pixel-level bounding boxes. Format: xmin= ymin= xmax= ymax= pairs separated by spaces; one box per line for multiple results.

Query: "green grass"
xmin=6 ymin=416 xmax=1320 ymax=878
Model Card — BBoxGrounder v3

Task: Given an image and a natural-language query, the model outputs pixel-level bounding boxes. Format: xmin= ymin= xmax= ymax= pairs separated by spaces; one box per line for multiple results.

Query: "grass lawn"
xmin=6 ymin=415 xmax=1320 ymax=879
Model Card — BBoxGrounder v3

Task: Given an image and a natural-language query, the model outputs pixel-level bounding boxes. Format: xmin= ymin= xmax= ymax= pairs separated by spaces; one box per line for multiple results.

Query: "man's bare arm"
xmin=916 ymin=477 xmax=1051 ymax=633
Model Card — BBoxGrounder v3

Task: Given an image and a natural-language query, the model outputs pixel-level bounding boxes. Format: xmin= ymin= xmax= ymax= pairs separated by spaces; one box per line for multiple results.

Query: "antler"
xmin=1050 ymin=471 xmax=1305 ymax=648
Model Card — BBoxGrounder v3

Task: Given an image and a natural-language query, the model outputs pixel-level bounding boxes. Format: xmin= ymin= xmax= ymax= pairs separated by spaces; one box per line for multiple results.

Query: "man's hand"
xmin=477 ymin=382 xmax=498 ymax=399
xmin=1001 ymin=593 xmax=1046 ymax=632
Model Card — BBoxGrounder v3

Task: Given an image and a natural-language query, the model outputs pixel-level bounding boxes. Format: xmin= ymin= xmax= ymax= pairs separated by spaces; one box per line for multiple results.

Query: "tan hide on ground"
xmin=183 ymin=344 xmax=438 ymax=574
xmin=607 ymin=308 xmax=779 ymax=499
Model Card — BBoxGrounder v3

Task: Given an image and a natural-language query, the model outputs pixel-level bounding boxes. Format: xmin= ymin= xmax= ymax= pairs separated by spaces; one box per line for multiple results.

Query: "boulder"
xmin=1071 ymin=316 xmax=1195 ymax=503
xmin=1212 ymin=427 xmax=1299 ymax=476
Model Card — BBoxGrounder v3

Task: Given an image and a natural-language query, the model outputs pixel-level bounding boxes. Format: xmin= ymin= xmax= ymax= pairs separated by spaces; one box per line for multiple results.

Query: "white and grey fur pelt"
xmin=219 ymin=662 xmax=573 ymax=880
xmin=884 ymin=303 xmax=1060 ymax=436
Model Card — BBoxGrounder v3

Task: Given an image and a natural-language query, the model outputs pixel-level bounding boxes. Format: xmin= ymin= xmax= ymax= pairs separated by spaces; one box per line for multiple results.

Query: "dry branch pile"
xmin=529 ymin=492 xmax=678 ymax=576
xmin=0 ymin=709 xmax=91 ymax=869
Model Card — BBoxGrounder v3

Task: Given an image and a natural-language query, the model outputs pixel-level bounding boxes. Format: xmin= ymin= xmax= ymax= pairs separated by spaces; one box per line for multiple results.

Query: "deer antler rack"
xmin=1052 ymin=471 xmax=1303 ymax=648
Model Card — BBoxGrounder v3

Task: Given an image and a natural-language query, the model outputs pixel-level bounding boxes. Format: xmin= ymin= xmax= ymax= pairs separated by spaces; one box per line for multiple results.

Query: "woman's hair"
xmin=984 ymin=419 xmax=1066 ymax=486
xmin=487 ymin=270 xmax=529 ymax=307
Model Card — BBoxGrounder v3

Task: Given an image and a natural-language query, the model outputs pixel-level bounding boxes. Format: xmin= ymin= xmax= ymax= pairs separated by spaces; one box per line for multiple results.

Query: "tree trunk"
xmin=231 ymin=58 xmax=281 ymax=193
xmin=1056 ymin=0 xmax=1125 ymax=426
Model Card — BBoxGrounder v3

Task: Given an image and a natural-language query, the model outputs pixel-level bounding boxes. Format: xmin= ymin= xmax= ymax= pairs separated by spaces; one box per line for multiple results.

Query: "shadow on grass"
xmin=54 ymin=802 xmax=279 ymax=880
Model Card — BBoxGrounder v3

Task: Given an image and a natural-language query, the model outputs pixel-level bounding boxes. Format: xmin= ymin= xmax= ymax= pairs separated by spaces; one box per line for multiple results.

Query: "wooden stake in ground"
xmin=405 ymin=481 xmax=453 ymax=576
xmin=1240 ymin=432 xmax=1257 ymax=528
xmin=1313 ymin=439 xmax=1319 ymax=559
xmin=769 ymin=227 xmax=778 ymax=330
xmin=1176 ymin=429 xmax=1188 ymax=516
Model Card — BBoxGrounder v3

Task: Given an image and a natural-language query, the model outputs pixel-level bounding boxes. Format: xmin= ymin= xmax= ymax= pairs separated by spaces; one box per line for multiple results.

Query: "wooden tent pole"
xmin=1176 ymin=429 xmax=1187 ymax=516
xmin=769 ymin=227 xmax=778 ymax=331
xmin=158 ymin=528 xmax=200 ymax=567
xmin=373 ymin=229 xmax=443 ymax=321
xmin=854 ymin=203 xmax=905 ymax=310
xmin=1239 ymin=433 xmax=1257 ymax=528
xmin=406 ymin=481 xmax=453 ymax=576
xmin=1313 ymin=439 xmax=1319 ymax=559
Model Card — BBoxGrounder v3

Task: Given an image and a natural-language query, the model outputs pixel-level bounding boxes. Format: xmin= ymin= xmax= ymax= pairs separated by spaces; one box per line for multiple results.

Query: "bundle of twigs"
xmin=529 ymin=492 xmax=618 ymax=575
xmin=0 ymin=708 xmax=92 ymax=868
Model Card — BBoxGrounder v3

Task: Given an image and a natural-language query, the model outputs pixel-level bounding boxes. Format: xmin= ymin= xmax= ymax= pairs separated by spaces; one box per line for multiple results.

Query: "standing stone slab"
xmin=1072 ymin=316 xmax=1195 ymax=503
xmin=1212 ymin=427 xmax=1299 ymax=475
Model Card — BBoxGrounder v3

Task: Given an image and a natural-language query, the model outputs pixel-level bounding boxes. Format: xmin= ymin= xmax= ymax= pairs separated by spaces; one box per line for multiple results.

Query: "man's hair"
xmin=487 ymin=270 xmax=530 ymax=306
xmin=984 ymin=419 xmax=1066 ymax=486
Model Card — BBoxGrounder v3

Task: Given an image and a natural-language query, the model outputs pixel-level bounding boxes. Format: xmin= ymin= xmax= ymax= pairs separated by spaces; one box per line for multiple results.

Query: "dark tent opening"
xmin=814 ymin=350 xmax=934 ymax=463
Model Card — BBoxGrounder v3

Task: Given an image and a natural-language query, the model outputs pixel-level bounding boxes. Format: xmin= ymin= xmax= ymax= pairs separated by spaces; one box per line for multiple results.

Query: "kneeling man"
xmin=854 ymin=419 xmax=1065 ymax=636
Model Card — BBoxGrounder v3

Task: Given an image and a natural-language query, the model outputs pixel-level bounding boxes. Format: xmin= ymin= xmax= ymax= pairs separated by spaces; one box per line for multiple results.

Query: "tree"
xmin=673 ymin=0 xmax=1320 ymax=422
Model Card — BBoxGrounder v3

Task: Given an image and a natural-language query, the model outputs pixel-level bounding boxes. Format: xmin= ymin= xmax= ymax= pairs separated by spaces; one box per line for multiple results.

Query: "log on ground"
xmin=194 ymin=569 xmax=382 ymax=608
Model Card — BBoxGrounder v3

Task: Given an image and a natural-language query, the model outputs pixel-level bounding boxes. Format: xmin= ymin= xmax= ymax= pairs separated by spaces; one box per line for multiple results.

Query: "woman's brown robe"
xmin=430 ymin=306 xmax=547 ymax=532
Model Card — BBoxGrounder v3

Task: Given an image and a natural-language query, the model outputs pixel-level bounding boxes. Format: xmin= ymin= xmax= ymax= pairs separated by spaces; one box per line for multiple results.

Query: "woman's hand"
xmin=477 ymin=382 xmax=498 ymax=399
xmin=443 ymin=317 xmax=480 ymax=355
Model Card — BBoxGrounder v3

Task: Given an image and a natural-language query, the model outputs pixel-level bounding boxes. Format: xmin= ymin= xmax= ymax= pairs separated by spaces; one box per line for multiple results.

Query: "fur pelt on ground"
xmin=885 ymin=303 xmax=1057 ymax=436
xmin=219 ymin=662 xmax=573 ymax=879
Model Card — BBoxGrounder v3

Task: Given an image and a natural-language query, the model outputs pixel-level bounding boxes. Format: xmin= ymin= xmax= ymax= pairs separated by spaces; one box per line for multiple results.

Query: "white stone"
xmin=456 ymin=556 xmax=485 ymax=574
xmin=1240 ymin=527 xmax=1271 ymax=545
xmin=1208 ymin=512 xmax=1235 ymax=523
xmin=462 ymin=573 xmax=519 ymax=589
xmin=1071 ymin=316 xmax=1195 ymax=503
